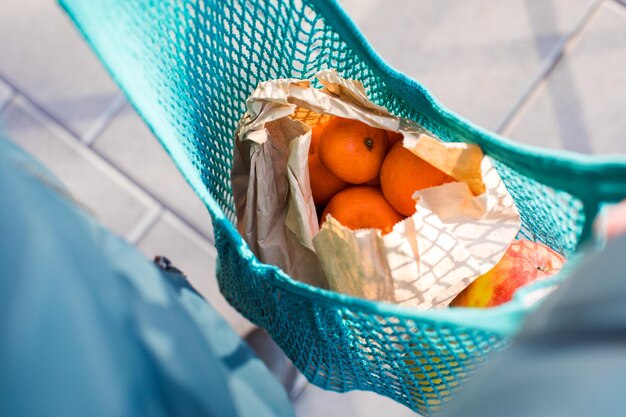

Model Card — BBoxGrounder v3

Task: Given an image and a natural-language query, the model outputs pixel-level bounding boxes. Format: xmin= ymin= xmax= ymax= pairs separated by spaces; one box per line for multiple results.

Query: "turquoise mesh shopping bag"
xmin=60 ymin=0 xmax=626 ymax=414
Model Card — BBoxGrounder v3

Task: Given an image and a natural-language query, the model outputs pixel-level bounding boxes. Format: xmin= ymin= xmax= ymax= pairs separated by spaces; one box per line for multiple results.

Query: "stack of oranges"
xmin=309 ymin=116 xmax=454 ymax=234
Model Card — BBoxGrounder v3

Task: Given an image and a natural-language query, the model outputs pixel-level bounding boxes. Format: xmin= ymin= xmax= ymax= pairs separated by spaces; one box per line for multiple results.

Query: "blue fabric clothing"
xmin=0 ymin=137 xmax=295 ymax=417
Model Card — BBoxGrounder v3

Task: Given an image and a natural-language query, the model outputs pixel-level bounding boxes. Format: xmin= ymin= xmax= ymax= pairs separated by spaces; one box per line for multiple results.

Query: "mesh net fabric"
xmin=60 ymin=0 xmax=626 ymax=414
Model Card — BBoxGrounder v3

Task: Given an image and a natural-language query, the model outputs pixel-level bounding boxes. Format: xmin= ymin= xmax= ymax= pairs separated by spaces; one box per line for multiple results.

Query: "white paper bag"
xmin=232 ymin=70 xmax=521 ymax=307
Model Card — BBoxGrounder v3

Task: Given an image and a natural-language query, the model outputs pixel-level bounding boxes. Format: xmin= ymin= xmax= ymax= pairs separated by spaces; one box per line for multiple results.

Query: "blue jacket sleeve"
xmin=0 ymin=137 xmax=295 ymax=417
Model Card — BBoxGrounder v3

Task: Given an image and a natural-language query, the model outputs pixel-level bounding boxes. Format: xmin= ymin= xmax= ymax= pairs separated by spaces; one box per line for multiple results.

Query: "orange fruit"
xmin=366 ymin=175 xmax=380 ymax=186
xmin=318 ymin=117 xmax=388 ymax=184
xmin=321 ymin=186 xmax=404 ymax=235
xmin=380 ymin=141 xmax=455 ymax=216
xmin=309 ymin=119 xmax=331 ymax=155
xmin=308 ymin=153 xmax=349 ymax=206
xmin=386 ymin=131 xmax=403 ymax=149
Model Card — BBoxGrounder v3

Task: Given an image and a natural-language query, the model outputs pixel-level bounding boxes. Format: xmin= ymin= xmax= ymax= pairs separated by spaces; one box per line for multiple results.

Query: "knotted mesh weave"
xmin=61 ymin=0 xmax=626 ymax=414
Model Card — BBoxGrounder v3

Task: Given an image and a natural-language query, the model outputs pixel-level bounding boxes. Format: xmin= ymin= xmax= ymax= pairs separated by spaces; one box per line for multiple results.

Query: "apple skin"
xmin=605 ymin=200 xmax=626 ymax=239
xmin=450 ymin=240 xmax=565 ymax=308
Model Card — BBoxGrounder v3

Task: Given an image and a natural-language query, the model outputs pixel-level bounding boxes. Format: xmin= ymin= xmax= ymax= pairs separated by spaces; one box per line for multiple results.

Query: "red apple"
xmin=450 ymin=240 xmax=565 ymax=308
xmin=605 ymin=200 xmax=626 ymax=240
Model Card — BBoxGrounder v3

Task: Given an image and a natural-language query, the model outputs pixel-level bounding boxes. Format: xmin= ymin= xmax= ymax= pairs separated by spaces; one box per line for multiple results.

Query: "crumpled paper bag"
xmin=232 ymin=69 xmax=521 ymax=307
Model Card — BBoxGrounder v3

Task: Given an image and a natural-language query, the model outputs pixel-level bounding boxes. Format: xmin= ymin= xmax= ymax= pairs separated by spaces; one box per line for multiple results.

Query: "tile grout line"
xmin=0 ymin=70 xmax=87 ymax=139
xmin=0 ymin=70 xmax=126 ymax=145
xmin=494 ymin=0 xmax=604 ymax=135
xmin=83 ymin=94 xmax=127 ymax=145
xmin=127 ymin=205 xmax=165 ymax=244
xmin=0 ymin=78 xmax=17 ymax=114
xmin=0 ymin=76 xmax=216 ymax=244
xmin=88 ymin=144 xmax=216 ymax=244
xmin=131 ymin=207 xmax=216 ymax=257
xmin=0 ymin=93 xmax=15 ymax=115
xmin=160 ymin=210 xmax=217 ymax=252
xmin=6 ymin=92 xmax=215 ymax=245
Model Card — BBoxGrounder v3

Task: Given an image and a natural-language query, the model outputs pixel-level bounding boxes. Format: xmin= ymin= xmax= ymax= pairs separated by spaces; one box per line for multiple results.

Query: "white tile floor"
xmin=0 ymin=97 xmax=157 ymax=239
xmin=506 ymin=1 xmax=626 ymax=153
xmin=0 ymin=0 xmax=625 ymax=416
xmin=342 ymin=0 xmax=598 ymax=130
xmin=0 ymin=78 xmax=12 ymax=109
xmin=0 ymin=0 xmax=123 ymax=138
xmin=93 ymin=104 xmax=215 ymax=240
